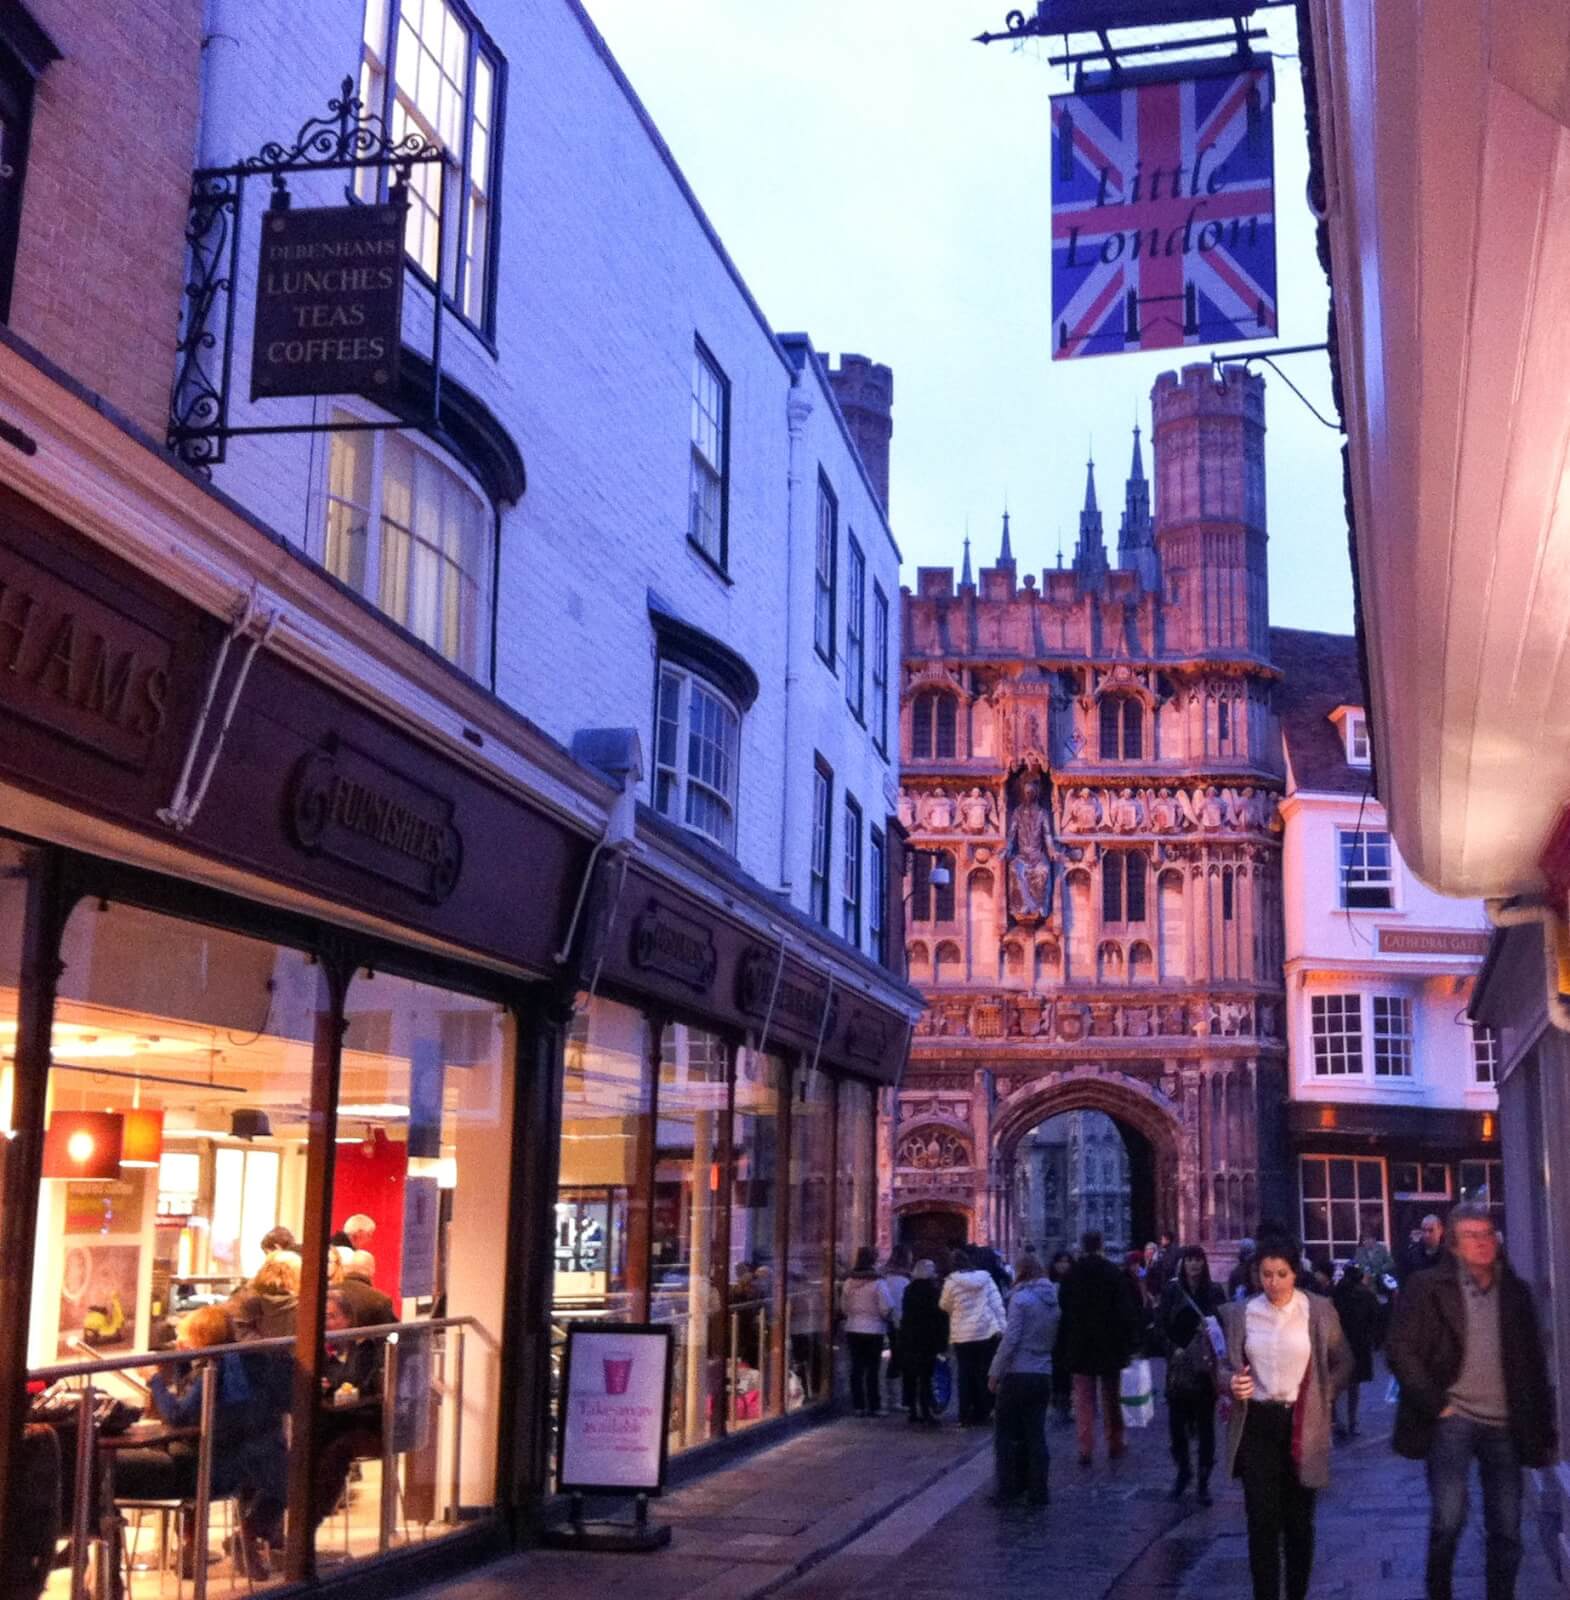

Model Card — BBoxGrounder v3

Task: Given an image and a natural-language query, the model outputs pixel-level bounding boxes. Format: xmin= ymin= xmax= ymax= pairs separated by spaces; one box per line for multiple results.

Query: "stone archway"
xmin=990 ymin=1071 xmax=1187 ymax=1258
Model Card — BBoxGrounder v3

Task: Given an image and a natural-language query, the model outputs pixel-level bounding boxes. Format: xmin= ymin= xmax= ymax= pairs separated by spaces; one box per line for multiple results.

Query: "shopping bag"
xmin=1120 ymin=1358 xmax=1156 ymax=1429
xmin=931 ymin=1354 xmax=953 ymax=1413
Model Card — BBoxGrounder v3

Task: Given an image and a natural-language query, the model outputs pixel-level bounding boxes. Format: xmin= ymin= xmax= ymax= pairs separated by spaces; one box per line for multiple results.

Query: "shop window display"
xmin=554 ymin=999 xmax=651 ymax=1325
xmin=652 ymin=1023 xmax=729 ymax=1452
xmin=336 ymin=967 xmax=512 ymax=1549
xmin=728 ymin=1049 xmax=783 ymax=1428
xmin=36 ymin=900 xmax=329 ymax=1587
xmin=786 ymin=1065 xmax=833 ymax=1407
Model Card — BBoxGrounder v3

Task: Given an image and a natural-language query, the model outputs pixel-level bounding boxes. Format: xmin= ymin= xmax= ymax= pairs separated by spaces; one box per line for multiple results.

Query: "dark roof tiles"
xmin=1271 ymin=627 xmax=1373 ymax=796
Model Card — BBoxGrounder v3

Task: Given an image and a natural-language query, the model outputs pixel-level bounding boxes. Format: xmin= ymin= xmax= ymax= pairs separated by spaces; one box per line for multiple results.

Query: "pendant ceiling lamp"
xmin=42 ymin=1111 xmax=124 ymax=1179
xmin=119 ymin=1107 xmax=165 ymax=1168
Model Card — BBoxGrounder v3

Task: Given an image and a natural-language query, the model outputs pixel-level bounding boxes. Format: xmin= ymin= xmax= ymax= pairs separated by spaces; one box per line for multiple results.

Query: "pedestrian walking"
xmin=883 ymin=1247 xmax=912 ymax=1408
xmin=1331 ymin=1263 xmax=1378 ymax=1438
xmin=839 ymin=1246 xmax=893 ymax=1417
xmin=1146 ymin=1231 xmax=1177 ymax=1302
xmin=899 ymin=1259 xmax=947 ymax=1425
xmin=1227 ymin=1237 xmax=1258 ymax=1302
xmin=1047 ymin=1249 xmax=1075 ymax=1426
xmin=1400 ymin=1213 xmax=1446 ymax=1283
xmin=987 ymin=1255 xmax=1059 ymax=1506
xmin=1159 ymin=1245 xmax=1224 ymax=1505
xmin=1386 ymin=1202 xmax=1556 ymax=1600
xmin=1354 ymin=1229 xmax=1398 ymax=1348
xmin=940 ymin=1246 xmax=1006 ymax=1426
xmin=1220 ymin=1235 xmax=1354 ymax=1600
xmin=1058 ymin=1230 xmax=1142 ymax=1466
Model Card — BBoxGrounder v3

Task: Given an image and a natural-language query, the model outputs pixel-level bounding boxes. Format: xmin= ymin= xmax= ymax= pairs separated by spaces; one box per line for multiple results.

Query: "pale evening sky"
xmin=583 ymin=1 xmax=1352 ymax=637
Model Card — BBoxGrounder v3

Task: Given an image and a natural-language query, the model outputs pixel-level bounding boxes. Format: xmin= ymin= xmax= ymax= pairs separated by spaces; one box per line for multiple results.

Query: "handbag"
xmin=1164 ymin=1290 xmax=1219 ymax=1397
xmin=1119 ymin=1357 xmax=1156 ymax=1428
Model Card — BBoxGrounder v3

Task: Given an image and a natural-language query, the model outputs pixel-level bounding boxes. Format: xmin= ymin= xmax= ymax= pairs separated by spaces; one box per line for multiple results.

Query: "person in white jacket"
xmin=840 ymin=1246 xmax=894 ymax=1416
xmin=940 ymin=1247 xmax=1007 ymax=1425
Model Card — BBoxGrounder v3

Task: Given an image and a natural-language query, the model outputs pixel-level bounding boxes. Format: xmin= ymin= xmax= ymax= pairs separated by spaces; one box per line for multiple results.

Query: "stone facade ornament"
xmin=959 ymin=786 xmax=993 ymax=832
xmin=1005 ymin=771 xmax=1064 ymax=923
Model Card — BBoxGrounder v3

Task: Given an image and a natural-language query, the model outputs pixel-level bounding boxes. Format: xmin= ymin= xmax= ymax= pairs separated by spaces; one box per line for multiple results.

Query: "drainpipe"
xmin=199 ymin=0 xmax=244 ymax=170
xmin=1484 ymin=897 xmax=1570 ymax=1034
xmin=780 ymin=376 xmax=814 ymax=894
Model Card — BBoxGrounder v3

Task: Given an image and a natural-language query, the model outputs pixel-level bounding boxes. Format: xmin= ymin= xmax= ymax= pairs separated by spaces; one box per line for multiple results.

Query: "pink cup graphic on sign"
xmin=603 ymin=1351 xmax=634 ymax=1395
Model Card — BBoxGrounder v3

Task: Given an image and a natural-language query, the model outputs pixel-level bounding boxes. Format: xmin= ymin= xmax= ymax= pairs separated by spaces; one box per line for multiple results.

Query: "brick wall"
xmin=8 ymin=0 xmax=204 ymax=437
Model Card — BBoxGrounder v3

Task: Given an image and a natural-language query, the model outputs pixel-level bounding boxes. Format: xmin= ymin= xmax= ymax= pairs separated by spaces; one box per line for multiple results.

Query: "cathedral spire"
xmin=998 ymin=505 xmax=1014 ymax=568
xmin=961 ymin=532 xmax=973 ymax=587
xmin=1118 ymin=421 xmax=1158 ymax=589
xmin=1073 ymin=452 xmax=1108 ymax=581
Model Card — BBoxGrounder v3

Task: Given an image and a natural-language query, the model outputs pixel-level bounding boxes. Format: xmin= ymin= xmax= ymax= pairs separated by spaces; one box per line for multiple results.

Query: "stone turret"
xmin=1153 ymin=363 xmax=1268 ymax=658
xmin=827 ymin=353 xmax=893 ymax=516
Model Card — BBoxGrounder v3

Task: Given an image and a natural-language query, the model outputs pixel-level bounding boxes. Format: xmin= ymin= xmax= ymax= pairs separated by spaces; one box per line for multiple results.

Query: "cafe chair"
xmin=119 ymin=1491 xmax=255 ymax=1598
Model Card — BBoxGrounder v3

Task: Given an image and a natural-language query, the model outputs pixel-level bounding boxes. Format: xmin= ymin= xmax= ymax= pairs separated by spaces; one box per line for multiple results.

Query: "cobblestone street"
xmin=413 ymin=1364 xmax=1562 ymax=1600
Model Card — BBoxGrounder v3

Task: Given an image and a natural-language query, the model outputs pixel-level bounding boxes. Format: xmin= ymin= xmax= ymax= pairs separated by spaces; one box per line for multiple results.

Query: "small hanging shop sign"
xmin=251 ymin=202 xmax=404 ymax=400
xmin=1050 ymin=61 xmax=1277 ymax=359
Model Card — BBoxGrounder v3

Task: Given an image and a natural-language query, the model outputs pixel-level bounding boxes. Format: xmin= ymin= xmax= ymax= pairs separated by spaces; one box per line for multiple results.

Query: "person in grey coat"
xmin=1219 ymin=1237 xmax=1354 ymax=1600
xmin=986 ymin=1256 xmax=1060 ymax=1506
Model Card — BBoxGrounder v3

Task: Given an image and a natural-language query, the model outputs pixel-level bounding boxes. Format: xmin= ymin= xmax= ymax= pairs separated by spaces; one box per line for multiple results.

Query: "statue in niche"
xmin=1005 ymin=771 xmax=1064 ymax=924
xmin=959 ymin=787 xmax=992 ymax=833
xmin=1197 ymin=786 xmax=1227 ymax=830
xmin=1149 ymin=787 xmax=1181 ymax=832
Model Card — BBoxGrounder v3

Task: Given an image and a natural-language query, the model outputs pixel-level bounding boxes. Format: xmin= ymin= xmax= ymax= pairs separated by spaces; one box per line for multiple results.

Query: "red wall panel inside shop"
xmin=332 ymin=1130 xmax=406 ymax=1297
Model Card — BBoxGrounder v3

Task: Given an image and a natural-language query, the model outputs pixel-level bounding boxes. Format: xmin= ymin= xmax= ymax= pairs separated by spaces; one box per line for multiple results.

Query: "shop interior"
xmin=1 ymin=853 xmax=514 ymax=1594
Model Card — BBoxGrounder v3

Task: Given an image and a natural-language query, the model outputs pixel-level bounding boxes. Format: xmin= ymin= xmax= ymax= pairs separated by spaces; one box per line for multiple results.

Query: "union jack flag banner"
xmin=1050 ymin=63 xmax=1277 ymax=359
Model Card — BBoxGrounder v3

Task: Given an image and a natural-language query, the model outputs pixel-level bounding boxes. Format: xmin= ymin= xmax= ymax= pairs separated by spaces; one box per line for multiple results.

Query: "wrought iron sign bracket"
xmin=1210 ymin=342 xmax=1338 ymax=431
xmin=168 ymin=77 xmax=448 ymax=471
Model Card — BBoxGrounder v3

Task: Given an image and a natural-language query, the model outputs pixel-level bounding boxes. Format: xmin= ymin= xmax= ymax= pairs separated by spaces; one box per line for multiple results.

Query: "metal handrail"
xmin=27 ymin=1313 xmax=480 ymax=1384
xmin=32 ymin=1314 xmax=483 ymax=1599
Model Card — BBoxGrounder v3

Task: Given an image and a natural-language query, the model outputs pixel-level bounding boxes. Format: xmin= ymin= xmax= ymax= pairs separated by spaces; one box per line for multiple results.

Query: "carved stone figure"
xmin=898 ymin=788 xmax=917 ymax=830
xmin=1149 ymin=787 xmax=1181 ymax=832
xmin=1005 ymin=774 xmax=1063 ymax=922
xmin=922 ymin=786 xmax=956 ymax=831
xmin=1197 ymin=786 xmax=1227 ymax=829
xmin=959 ymin=786 xmax=992 ymax=832
xmin=1108 ymin=786 xmax=1145 ymax=833
xmin=1062 ymin=786 xmax=1102 ymax=833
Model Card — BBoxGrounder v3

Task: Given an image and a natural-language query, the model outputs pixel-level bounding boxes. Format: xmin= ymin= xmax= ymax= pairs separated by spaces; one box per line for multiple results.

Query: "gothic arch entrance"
xmin=991 ymin=1074 xmax=1184 ymax=1260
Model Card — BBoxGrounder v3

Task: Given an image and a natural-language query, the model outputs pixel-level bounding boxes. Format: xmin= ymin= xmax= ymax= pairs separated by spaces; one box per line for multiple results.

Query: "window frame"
xmin=842 ymin=794 xmax=863 ymax=946
xmin=318 ymin=405 xmax=497 ymax=679
xmin=845 ymin=534 xmax=866 ymax=721
xmin=358 ymin=0 xmax=506 ymax=341
xmin=871 ymin=585 xmax=889 ymax=756
xmin=1299 ymin=1153 xmax=1388 ymax=1263
xmin=1338 ymin=827 xmax=1395 ymax=911
xmin=1309 ymin=992 xmax=1364 ymax=1077
xmin=810 ymin=756 xmax=833 ymax=926
xmin=1371 ymin=993 xmax=1414 ymax=1078
xmin=654 ymin=661 xmax=743 ymax=853
xmin=869 ymin=826 xmax=887 ymax=966
xmin=1097 ymin=695 xmax=1143 ymax=761
xmin=1471 ymin=1022 xmax=1500 ymax=1086
xmin=814 ymin=473 xmax=838 ymax=670
xmin=687 ymin=336 xmax=731 ymax=573
xmin=1346 ymin=711 xmax=1371 ymax=767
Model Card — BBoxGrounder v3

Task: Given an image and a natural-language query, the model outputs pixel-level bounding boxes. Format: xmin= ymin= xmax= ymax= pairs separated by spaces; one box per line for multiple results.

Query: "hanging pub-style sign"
xmin=251 ymin=201 xmax=405 ymax=400
xmin=1050 ymin=61 xmax=1277 ymax=359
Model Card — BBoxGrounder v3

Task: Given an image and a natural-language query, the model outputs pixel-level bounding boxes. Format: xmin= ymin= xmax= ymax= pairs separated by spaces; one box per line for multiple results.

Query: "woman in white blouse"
xmin=1219 ymin=1237 xmax=1353 ymax=1600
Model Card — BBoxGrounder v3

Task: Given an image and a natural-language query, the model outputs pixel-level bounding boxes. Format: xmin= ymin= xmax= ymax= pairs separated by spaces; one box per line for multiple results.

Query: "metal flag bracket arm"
xmin=157 ymin=587 xmax=282 ymax=833
xmin=168 ymin=76 xmax=448 ymax=471
xmin=1210 ymin=342 xmax=1339 ymax=430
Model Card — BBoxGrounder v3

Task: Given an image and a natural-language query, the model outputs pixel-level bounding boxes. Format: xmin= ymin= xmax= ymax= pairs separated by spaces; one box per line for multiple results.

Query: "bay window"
xmin=655 ymin=664 xmax=741 ymax=851
xmin=322 ymin=417 xmax=494 ymax=676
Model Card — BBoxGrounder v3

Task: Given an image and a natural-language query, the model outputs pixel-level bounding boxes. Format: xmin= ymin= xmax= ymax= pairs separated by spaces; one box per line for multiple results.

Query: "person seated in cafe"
xmin=227 ymin=1250 xmax=300 ymax=1424
xmin=114 ymin=1305 xmax=288 ymax=1578
xmin=337 ymin=1250 xmax=396 ymax=1329
xmin=259 ymin=1225 xmax=298 ymax=1257
xmin=313 ymin=1289 xmax=385 ymax=1531
xmin=330 ymin=1212 xmax=377 ymax=1253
